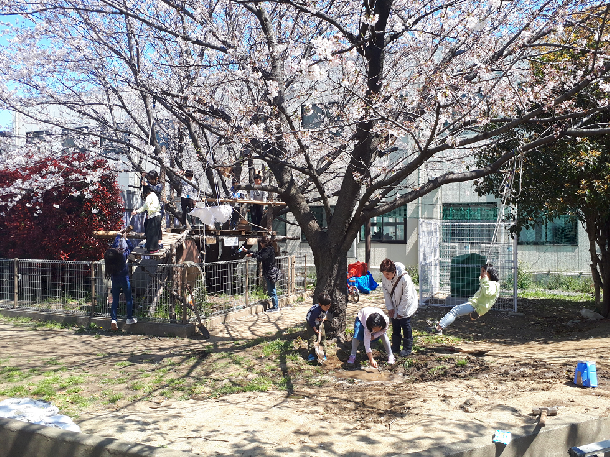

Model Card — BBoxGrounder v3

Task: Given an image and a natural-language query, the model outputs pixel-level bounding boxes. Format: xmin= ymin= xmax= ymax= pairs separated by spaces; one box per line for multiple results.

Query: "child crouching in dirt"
xmin=430 ymin=263 xmax=500 ymax=335
xmin=347 ymin=307 xmax=395 ymax=368
xmin=305 ymin=293 xmax=332 ymax=362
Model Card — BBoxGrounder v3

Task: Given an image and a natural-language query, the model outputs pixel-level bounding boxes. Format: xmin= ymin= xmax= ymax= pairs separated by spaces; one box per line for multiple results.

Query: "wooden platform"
xmin=129 ymin=230 xmax=188 ymax=260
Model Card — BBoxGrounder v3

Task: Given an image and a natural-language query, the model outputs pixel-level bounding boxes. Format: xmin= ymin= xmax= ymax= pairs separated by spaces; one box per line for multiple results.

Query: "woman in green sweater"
xmin=431 ymin=263 xmax=500 ymax=335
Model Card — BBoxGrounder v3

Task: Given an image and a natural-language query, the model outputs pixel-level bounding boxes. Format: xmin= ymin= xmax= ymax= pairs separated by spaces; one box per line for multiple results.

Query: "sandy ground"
xmin=2 ymin=290 xmax=609 ymax=456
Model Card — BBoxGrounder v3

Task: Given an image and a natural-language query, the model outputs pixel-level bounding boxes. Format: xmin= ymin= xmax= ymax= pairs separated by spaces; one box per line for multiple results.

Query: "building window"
xmin=26 ymin=130 xmax=51 ymax=144
xmin=442 ymin=203 xmax=498 ymax=221
xmin=441 ymin=203 xmax=498 ymax=243
xmin=360 ymin=206 xmax=408 ymax=243
xmin=518 ymin=215 xmax=577 ymax=245
xmin=301 ymin=103 xmax=342 ymax=136
xmin=272 ymin=218 xmax=286 ymax=237
xmin=301 ymin=206 xmax=333 ymax=241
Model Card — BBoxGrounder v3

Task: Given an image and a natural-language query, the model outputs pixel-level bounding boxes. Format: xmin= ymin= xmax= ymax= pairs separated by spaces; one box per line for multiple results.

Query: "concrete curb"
xmin=0 ymin=418 xmax=199 ymax=457
xmin=411 ymin=416 xmax=610 ymax=457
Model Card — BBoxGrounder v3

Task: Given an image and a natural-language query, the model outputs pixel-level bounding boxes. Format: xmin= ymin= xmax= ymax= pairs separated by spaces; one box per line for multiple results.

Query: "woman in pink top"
xmin=347 ymin=307 xmax=395 ymax=368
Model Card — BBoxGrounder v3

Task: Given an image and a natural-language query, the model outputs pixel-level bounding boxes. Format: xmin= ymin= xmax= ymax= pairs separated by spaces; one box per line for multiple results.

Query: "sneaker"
xmin=126 ymin=318 xmax=137 ymax=325
xmin=400 ymin=349 xmax=412 ymax=357
xmin=308 ymin=354 xmax=316 ymax=362
xmin=388 ymin=354 xmax=396 ymax=365
xmin=323 ymin=356 xmax=327 ymax=361
xmin=428 ymin=321 xmax=442 ymax=334
xmin=111 ymin=320 xmax=118 ymax=331
xmin=347 ymin=355 xmax=356 ymax=364
xmin=266 ymin=307 xmax=279 ymax=313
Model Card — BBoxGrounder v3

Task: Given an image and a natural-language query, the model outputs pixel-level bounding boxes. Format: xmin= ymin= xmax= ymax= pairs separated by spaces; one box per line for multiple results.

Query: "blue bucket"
xmin=574 ymin=361 xmax=597 ymax=388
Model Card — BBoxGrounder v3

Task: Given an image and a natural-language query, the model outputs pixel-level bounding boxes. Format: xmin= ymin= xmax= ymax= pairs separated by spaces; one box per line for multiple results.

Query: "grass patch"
xmin=429 ymin=365 xmax=447 ymax=374
xmin=455 ymin=358 xmax=468 ymax=367
xmin=261 ymin=339 xmax=294 ymax=357
xmin=519 ymin=290 xmax=592 ymax=301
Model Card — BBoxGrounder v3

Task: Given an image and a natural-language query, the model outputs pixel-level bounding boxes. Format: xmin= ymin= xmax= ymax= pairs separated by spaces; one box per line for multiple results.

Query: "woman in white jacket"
xmin=380 ymin=258 xmax=418 ymax=356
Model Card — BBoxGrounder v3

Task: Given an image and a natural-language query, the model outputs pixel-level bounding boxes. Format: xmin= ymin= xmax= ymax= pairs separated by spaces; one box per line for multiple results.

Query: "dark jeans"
xmin=391 ymin=316 xmax=413 ymax=353
xmin=250 ymin=204 xmax=263 ymax=228
xmin=265 ymin=276 xmax=278 ymax=309
xmin=181 ymin=197 xmax=195 ymax=226
xmin=144 ymin=215 xmax=161 ymax=251
xmin=306 ymin=323 xmax=326 ymax=357
xmin=111 ymin=274 xmax=133 ymax=320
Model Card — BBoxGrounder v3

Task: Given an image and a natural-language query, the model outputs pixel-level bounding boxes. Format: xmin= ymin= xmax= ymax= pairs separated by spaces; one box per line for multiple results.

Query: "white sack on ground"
xmin=0 ymin=397 xmax=81 ymax=432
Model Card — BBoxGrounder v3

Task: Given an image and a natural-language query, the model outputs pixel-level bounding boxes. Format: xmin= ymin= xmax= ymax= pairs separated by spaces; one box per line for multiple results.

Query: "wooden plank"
xmin=201 ymin=198 xmax=286 ymax=206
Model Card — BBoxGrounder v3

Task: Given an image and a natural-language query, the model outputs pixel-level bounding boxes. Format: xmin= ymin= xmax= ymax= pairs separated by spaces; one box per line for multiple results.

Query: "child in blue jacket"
xmin=305 ymin=293 xmax=332 ymax=362
xmin=104 ymin=234 xmax=136 ymax=330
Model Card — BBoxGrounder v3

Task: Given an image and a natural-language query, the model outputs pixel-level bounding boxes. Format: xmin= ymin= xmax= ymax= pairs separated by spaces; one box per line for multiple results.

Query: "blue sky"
xmin=0 ymin=15 xmax=20 ymax=130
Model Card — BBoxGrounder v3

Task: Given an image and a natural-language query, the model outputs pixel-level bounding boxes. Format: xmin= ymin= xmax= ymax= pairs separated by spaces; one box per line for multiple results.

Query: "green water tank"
xmin=450 ymin=253 xmax=486 ymax=298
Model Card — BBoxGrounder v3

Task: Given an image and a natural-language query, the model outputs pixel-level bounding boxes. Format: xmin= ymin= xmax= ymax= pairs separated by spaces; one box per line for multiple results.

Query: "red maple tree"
xmin=0 ymin=152 xmax=123 ymax=260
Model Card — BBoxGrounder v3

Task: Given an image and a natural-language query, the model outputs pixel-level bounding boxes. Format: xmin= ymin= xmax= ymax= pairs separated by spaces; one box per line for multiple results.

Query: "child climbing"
xmin=131 ymin=185 xmax=161 ymax=253
xmin=104 ymin=234 xmax=136 ymax=330
xmin=347 ymin=307 xmax=395 ymax=368
xmin=380 ymin=258 xmax=418 ymax=357
xmin=431 ymin=263 xmax=500 ymax=335
xmin=305 ymin=292 xmax=332 ymax=362
xmin=249 ymin=174 xmax=267 ymax=229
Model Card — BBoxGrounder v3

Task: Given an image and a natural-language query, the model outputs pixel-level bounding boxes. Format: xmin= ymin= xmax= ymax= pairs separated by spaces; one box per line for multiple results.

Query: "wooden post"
xmin=245 ymin=257 xmax=249 ymax=306
xmin=13 ymin=259 xmax=18 ymax=308
xmin=91 ymin=261 xmax=96 ymax=317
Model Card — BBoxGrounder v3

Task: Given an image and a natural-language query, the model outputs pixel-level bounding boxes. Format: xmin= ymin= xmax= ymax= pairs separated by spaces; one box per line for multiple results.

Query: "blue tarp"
xmin=352 ymin=272 xmax=378 ymax=294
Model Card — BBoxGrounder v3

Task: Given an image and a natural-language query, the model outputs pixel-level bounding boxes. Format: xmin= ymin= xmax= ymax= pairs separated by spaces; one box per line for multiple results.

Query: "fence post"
xmin=245 ymin=258 xmax=249 ymax=307
xmin=13 ymin=258 xmax=18 ymax=308
xmin=290 ymin=256 xmax=295 ymax=295
xmin=304 ymin=255 xmax=307 ymax=292
xmin=90 ymin=261 xmax=96 ymax=317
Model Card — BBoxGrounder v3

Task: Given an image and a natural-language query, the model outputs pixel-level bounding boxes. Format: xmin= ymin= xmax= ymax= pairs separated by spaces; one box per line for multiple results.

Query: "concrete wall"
xmin=0 ymin=418 xmax=197 ymax=457
xmin=417 ymin=416 xmax=610 ymax=457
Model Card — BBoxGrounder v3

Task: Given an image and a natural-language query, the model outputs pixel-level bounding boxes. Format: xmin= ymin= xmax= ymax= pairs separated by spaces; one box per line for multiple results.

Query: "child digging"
xmin=431 ymin=263 xmax=500 ymax=334
xmin=347 ymin=307 xmax=395 ymax=368
xmin=305 ymin=293 xmax=332 ymax=362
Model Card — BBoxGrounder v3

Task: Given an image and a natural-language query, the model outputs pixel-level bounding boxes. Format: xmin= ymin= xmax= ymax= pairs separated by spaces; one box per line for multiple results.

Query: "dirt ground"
xmin=1 ymin=289 xmax=609 ymax=456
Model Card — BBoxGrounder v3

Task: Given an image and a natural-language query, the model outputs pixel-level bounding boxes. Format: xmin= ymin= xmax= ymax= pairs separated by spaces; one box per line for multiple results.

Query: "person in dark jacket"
xmin=245 ymin=238 xmax=279 ymax=312
xmin=104 ymin=234 xmax=136 ymax=330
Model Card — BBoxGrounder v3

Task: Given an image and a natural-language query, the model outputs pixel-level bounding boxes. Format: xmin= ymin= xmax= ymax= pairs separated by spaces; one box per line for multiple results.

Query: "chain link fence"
xmin=418 ymin=220 xmax=517 ymax=311
xmin=0 ymin=256 xmax=307 ymax=323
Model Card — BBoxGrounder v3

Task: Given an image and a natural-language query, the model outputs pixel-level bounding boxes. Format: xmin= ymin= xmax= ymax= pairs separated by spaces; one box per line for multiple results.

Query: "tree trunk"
xmin=584 ymin=213 xmax=603 ymax=309
xmin=601 ymin=266 xmax=610 ymax=318
xmin=313 ymin=251 xmax=348 ymax=342
xmin=598 ymin=215 xmax=610 ymax=318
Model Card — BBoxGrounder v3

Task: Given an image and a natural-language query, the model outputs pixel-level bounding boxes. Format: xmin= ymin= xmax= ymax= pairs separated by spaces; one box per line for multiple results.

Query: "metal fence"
xmin=418 ymin=220 xmax=517 ymax=312
xmin=0 ymin=256 xmax=307 ymax=323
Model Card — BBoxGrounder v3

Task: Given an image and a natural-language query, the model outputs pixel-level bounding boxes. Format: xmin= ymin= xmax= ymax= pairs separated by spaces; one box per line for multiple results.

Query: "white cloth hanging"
xmin=189 ymin=205 xmax=232 ymax=225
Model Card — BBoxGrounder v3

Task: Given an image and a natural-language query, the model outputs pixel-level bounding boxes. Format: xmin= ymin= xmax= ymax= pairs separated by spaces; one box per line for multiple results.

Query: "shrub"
xmin=0 ymin=152 xmax=123 ymax=260
xmin=503 ymin=262 xmax=533 ymax=290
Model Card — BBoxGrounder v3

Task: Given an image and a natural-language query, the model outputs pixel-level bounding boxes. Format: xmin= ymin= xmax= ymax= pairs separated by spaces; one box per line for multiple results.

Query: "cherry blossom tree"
xmin=1 ymin=0 xmax=609 ymax=336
